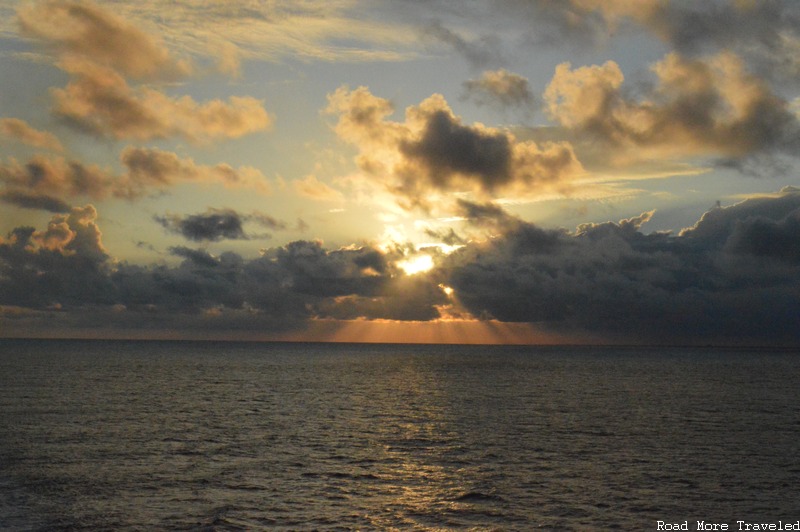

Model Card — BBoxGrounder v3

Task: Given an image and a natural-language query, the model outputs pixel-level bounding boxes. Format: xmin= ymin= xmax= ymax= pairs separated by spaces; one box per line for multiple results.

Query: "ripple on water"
xmin=1 ymin=340 xmax=799 ymax=530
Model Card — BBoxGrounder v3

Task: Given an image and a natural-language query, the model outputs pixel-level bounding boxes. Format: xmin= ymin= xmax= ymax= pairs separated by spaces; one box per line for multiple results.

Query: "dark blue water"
xmin=1 ymin=340 xmax=798 ymax=530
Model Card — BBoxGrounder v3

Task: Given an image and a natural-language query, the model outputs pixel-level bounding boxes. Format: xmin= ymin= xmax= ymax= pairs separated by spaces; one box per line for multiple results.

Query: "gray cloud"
xmin=400 ymin=109 xmax=514 ymax=190
xmin=424 ymin=227 xmax=467 ymax=247
xmin=544 ymin=52 xmax=800 ymax=167
xmin=422 ymin=20 xmax=505 ymax=68
xmin=155 ymin=208 xmax=293 ymax=242
xmin=0 ymin=189 xmax=71 ymax=213
xmin=504 ymin=1 xmax=800 ymax=79
xmin=462 ymin=69 xmax=535 ymax=112
xmin=0 ymin=206 xmax=111 ymax=309
xmin=250 ymin=213 xmax=289 ymax=231
xmin=5 ymin=191 xmax=800 ymax=344
xmin=0 ymin=209 xmax=444 ymax=334
xmin=443 ymin=188 xmax=800 ymax=345
xmin=156 ymin=209 xmax=248 ymax=242
xmin=642 ymin=1 xmax=800 ymax=82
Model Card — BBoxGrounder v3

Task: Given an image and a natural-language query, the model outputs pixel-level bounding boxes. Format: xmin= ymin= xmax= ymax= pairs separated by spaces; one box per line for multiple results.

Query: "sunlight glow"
xmin=397 ymin=254 xmax=434 ymax=275
xmin=420 ymin=243 xmax=464 ymax=255
xmin=300 ymin=317 xmax=571 ymax=345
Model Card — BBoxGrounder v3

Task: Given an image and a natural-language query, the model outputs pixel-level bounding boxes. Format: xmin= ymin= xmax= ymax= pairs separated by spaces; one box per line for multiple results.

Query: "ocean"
xmin=0 ymin=339 xmax=798 ymax=530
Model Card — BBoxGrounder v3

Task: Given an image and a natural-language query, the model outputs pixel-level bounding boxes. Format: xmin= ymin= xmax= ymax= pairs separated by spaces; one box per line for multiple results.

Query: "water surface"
xmin=1 ymin=340 xmax=798 ymax=530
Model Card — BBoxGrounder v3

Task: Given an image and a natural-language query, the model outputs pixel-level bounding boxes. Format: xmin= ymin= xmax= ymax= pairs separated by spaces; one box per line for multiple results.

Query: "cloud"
xmin=0 ymin=189 xmax=71 ymax=213
xmin=511 ymin=0 xmax=800 ymax=89
xmin=76 ymin=0 xmax=419 ymax=64
xmin=424 ymin=226 xmax=467 ymax=247
xmin=15 ymin=1 xmax=271 ymax=143
xmin=155 ymin=208 xmax=290 ymax=242
xmin=453 ymin=198 xmax=521 ymax=233
xmin=51 ymin=57 xmax=271 ymax=142
xmin=462 ymin=69 xmax=535 ymax=111
xmin=0 ymin=208 xmax=445 ymax=333
xmin=156 ymin=209 xmax=248 ymax=242
xmin=250 ymin=212 xmax=291 ymax=232
xmin=422 ymin=20 xmax=504 ymax=68
xmin=294 ymin=175 xmax=345 ymax=201
xmin=326 ymin=86 xmax=583 ymax=211
xmin=6 ymin=191 xmax=800 ymax=344
xmin=120 ymin=146 xmax=271 ymax=196
xmin=0 ymin=154 xmax=117 ymax=201
xmin=442 ymin=188 xmax=800 ymax=345
xmin=0 ymin=205 xmax=111 ymax=309
xmin=0 ymin=118 xmax=63 ymax=152
xmin=630 ymin=1 xmax=800 ymax=79
xmin=543 ymin=52 xmax=799 ymax=165
xmin=17 ymin=0 xmax=192 ymax=80
xmin=215 ymin=40 xmax=242 ymax=78
xmin=514 ymin=1 xmax=798 ymax=56
xmin=0 ymin=147 xmax=270 ymax=210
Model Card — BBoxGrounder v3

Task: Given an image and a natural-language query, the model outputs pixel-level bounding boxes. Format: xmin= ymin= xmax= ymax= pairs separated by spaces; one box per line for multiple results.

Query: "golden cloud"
xmin=0 ymin=118 xmax=63 ymax=152
xmin=327 ymin=86 xmax=584 ymax=211
xmin=544 ymin=52 xmax=797 ymax=162
xmin=51 ymin=57 xmax=271 ymax=142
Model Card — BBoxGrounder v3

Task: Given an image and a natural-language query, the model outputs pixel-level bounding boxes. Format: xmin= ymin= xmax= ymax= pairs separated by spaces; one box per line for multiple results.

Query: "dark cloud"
xmin=0 ymin=190 xmax=71 ymax=213
xmin=156 ymin=209 xmax=248 ymax=242
xmin=462 ymin=69 xmax=535 ymax=113
xmin=400 ymin=109 xmax=514 ymax=190
xmin=155 ymin=208 xmax=292 ymax=242
xmin=642 ymin=1 xmax=800 ymax=82
xmin=169 ymin=246 xmax=226 ymax=268
xmin=424 ymin=227 xmax=467 ymax=247
xmin=443 ymin=188 xmax=800 ymax=345
xmin=504 ymin=0 xmax=800 ymax=82
xmin=0 ymin=209 xmax=445 ymax=334
xmin=455 ymin=198 xmax=517 ymax=228
xmin=327 ymin=87 xmax=583 ymax=211
xmin=250 ymin=213 xmax=289 ymax=231
xmin=724 ymin=213 xmax=800 ymax=262
xmin=0 ymin=206 xmax=111 ymax=309
xmin=6 ymin=191 xmax=800 ymax=344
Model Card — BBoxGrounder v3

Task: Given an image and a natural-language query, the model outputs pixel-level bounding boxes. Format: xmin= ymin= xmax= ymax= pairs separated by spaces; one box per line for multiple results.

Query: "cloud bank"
xmin=443 ymin=188 xmax=800 ymax=345
xmin=4 ymin=189 xmax=800 ymax=344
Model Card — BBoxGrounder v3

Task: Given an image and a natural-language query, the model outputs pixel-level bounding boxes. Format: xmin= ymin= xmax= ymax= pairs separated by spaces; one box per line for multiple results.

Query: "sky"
xmin=2 ymin=0 xmax=800 ymax=345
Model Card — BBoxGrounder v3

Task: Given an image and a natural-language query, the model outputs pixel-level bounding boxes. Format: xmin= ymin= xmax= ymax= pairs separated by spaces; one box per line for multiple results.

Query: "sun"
xmin=397 ymin=254 xmax=434 ymax=275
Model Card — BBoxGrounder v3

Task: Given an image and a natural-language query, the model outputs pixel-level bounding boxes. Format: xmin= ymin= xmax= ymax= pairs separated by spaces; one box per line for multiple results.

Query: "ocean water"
xmin=0 ymin=340 xmax=798 ymax=531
